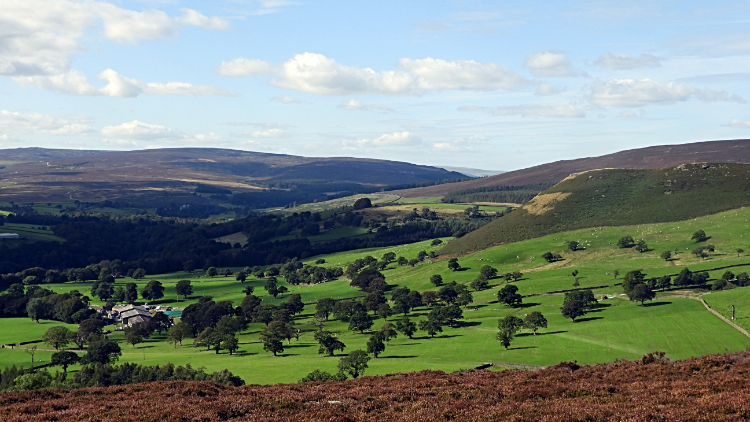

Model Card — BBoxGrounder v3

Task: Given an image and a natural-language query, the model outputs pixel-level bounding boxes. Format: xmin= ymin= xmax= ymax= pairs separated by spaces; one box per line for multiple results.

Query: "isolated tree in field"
xmin=628 ymin=283 xmax=655 ymax=306
xmin=561 ymin=299 xmax=586 ymax=322
xmin=622 ymin=270 xmax=646 ymax=293
xmin=125 ymin=282 xmax=138 ymax=304
xmin=141 ymin=280 xmax=165 ymax=301
xmin=242 ymin=285 xmax=255 ymax=296
xmin=125 ymin=322 xmax=151 ymax=348
xmin=497 ymin=329 xmax=513 ymax=350
xmin=367 ymin=332 xmax=386 ymax=357
xmin=82 ymin=339 xmax=121 ymax=365
xmin=382 ymin=252 xmax=396 ymax=264
xmin=26 ymin=298 xmax=47 ymax=323
xmin=470 ymin=278 xmax=489 ymax=291
xmin=568 ymin=241 xmax=579 ymax=251
xmin=479 ymin=265 xmax=498 ymax=280
xmin=220 ymin=334 xmax=239 ymax=355
xmin=431 ymin=238 xmax=443 ymax=246
xmin=219 ymin=268 xmax=232 ymax=277
xmin=349 ymin=311 xmax=374 ymax=334
xmin=660 ymin=251 xmax=672 ymax=261
xmin=635 ymin=240 xmax=649 ymax=253
xmin=235 ymin=271 xmax=247 ymax=283
xmin=542 ymin=252 xmax=555 ymax=263
xmin=380 ymin=322 xmax=398 ymax=344
xmin=497 ymin=284 xmax=523 ymax=307
xmin=132 ymin=268 xmax=147 ymax=279
xmin=511 ymin=271 xmax=523 ymax=281
xmin=692 ymin=230 xmax=708 ymax=242
xmin=448 ymin=258 xmax=460 ymax=271
xmin=338 ymin=350 xmax=370 ymax=379
xmin=206 ymin=266 xmax=218 ymax=278
xmin=175 ymin=280 xmax=193 ymax=299
xmin=264 ymin=277 xmax=280 ymax=298
xmin=418 ymin=319 xmax=443 ymax=338
xmin=496 ymin=315 xmax=523 ymax=350
xmin=613 ymin=269 xmax=620 ymax=279
xmin=43 ymin=326 xmax=74 ymax=350
xmin=737 ymin=248 xmax=745 ymax=257
xmin=523 ymin=312 xmax=548 ymax=335
xmin=315 ymin=298 xmax=336 ymax=320
xmin=50 ymin=351 xmax=79 ymax=376
xmin=395 ymin=317 xmax=417 ymax=339
xmin=167 ymin=322 xmax=190 ymax=348
xmin=430 ymin=274 xmax=443 ymax=286
xmin=617 ymin=236 xmax=635 ymax=248
xmin=315 ymin=330 xmax=346 ymax=357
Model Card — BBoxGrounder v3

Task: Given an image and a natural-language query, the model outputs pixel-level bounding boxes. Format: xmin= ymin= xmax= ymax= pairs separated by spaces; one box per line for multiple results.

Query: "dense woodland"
xmin=441 ymin=183 xmax=554 ymax=204
xmin=0 ymin=205 xmax=499 ymax=291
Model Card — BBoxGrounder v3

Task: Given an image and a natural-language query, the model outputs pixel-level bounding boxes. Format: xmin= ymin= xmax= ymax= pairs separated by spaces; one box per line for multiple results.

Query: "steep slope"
xmin=441 ymin=162 xmax=750 ymax=255
xmin=397 ymin=138 xmax=750 ymax=198
xmin=0 ymin=147 xmax=464 ymax=202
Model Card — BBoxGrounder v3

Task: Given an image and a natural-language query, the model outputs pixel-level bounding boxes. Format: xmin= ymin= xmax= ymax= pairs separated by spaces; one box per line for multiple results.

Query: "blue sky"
xmin=2 ymin=0 xmax=750 ymax=170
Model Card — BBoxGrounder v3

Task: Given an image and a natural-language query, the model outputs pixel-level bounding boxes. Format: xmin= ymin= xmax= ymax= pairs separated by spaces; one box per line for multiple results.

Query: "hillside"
xmin=397 ymin=138 xmax=750 ymax=198
xmin=441 ymin=162 xmax=750 ymax=255
xmin=4 ymin=351 xmax=750 ymax=421
xmin=0 ymin=147 xmax=464 ymax=203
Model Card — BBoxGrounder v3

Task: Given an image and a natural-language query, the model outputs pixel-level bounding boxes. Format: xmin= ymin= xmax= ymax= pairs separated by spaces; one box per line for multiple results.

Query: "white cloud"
xmin=338 ymin=99 xmax=394 ymax=112
xmin=595 ymin=52 xmax=661 ymax=70
xmin=0 ymin=110 xmax=93 ymax=135
xmin=590 ymin=78 xmax=747 ymax=107
xmin=535 ymin=83 xmax=561 ymax=96
xmin=272 ymin=95 xmax=305 ymax=104
xmin=355 ymin=131 xmax=421 ymax=147
xmin=727 ymin=119 xmax=750 ymax=129
xmin=13 ymin=68 xmax=234 ymax=97
xmin=0 ymin=1 xmax=230 ymax=78
xmin=215 ymin=52 xmax=532 ymax=95
xmin=250 ymin=0 xmax=298 ymax=16
xmin=432 ymin=135 xmax=487 ymax=152
xmin=101 ymin=120 xmax=180 ymax=140
xmin=246 ymin=129 xmax=291 ymax=138
xmin=525 ymin=51 xmax=586 ymax=77
xmin=459 ymin=104 xmax=586 ymax=118
xmin=215 ymin=58 xmax=276 ymax=76
xmin=617 ymin=110 xmax=646 ymax=118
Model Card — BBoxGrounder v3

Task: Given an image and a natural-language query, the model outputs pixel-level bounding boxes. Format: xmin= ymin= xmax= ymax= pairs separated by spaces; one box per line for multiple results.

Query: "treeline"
xmin=0 ymin=285 xmax=92 ymax=322
xmin=442 ymin=183 xmax=555 ymax=204
xmin=0 ymin=210 xmax=497 ymax=280
xmin=0 ymin=363 xmax=243 ymax=391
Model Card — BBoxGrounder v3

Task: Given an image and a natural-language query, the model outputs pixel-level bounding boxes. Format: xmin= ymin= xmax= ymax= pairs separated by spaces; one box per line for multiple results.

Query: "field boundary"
xmin=698 ymin=296 xmax=750 ymax=340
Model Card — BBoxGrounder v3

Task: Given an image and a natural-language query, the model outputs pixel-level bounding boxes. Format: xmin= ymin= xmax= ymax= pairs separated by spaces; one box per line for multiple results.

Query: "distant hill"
xmin=398 ymin=139 xmax=750 ymax=198
xmin=435 ymin=166 xmax=505 ymax=178
xmin=440 ymin=162 xmax=750 ymax=255
xmin=0 ymin=147 xmax=465 ymax=205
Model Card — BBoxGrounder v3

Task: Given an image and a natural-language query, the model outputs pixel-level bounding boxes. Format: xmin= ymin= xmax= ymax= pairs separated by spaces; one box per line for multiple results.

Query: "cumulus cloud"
xmin=0 ymin=110 xmax=93 ymax=135
xmin=216 ymin=52 xmax=532 ymax=95
xmin=525 ymin=51 xmax=586 ymax=77
xmin=535 ymin=83 xmax=561 ymax=96
xmin=432 ymin=135 xmax=487 ymax=152
xmin=101 ymin=120 xmax=180 ymax=140
xmin=241 ymin=129 xmax=291 ymax=138
xmin=272 ymin=95 xmax=306 ymax=104
xmin=0 ymin=1 xmax=230 ymax=76
xmin=354 ymin=131 xmax=421 ymax=147
xmin=459 ymin=104 xmax=586 ymax=118
xmin=590 ymin=78 xmax=747 ymax=107
xmin=727 ymin=119 xmax=750 ymax=129
xmin=595 ymin=52 xmax=661 ymax=70
xmin=13 ymin=68 xmax=234 ymax=97
xmin=250 ymin=0 xmax=298 ymax=16
xmin=338 ymin=99 xmax=394 ymax=112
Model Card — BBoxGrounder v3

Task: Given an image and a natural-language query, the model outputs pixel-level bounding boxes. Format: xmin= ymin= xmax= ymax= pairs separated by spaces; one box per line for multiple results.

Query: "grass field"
xmin=1 ymin=223 xmax=65 ymax=242
xmin=6 ymin=206 xmax=750 ymax=384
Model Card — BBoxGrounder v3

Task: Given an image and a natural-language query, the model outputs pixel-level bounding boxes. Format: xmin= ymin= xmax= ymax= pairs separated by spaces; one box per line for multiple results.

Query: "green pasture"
xmin=1 ymin=223 xmax=65 ymax=242
xmin=5 ymin=207 xmax=750 ymax=383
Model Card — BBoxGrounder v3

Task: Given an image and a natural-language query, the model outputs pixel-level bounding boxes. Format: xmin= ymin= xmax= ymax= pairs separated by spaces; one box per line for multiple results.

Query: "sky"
xmin=2 ymin=0 xmax=750 ymax=171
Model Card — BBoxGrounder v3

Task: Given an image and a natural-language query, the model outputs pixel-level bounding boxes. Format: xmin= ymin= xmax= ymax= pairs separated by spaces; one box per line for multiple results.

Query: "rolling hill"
xmin=440 ymin=162 xmax=750 ymax=255
xmin=0 ymin=147 xmax=464 ymax=204
xmin=397 ymin=138 xmax=750 ymax=198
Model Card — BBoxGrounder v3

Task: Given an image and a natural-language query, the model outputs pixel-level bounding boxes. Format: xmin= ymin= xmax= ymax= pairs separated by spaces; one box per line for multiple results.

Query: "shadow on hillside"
xmin=454 ymin=321 xmax=481 ymax=328
xmin=516 ymin=330 xmax=567 ymax=337
xmin=514 ymin=302 xmax=541 ymax=309
xmin=509 ymin=346 xmax=537 ymax=350
xmin=382 ymin=355 xmax=418 ymax=359
xmin=284 ymin=344 xmax=312 ymax=349
xmin=643 ymin=301 xmax=671 ymax=307
xmin=232 ymin=351 xmax=256 ymax=356
xmin=392 ymin=342 xmax=421 ymax=346
xmin=575 ymin=317 xmax=603 ymax=323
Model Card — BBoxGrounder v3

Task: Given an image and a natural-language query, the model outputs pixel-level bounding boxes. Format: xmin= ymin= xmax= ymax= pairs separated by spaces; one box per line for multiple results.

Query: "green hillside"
xmin=441 ymin=163 xmax=750 ymax=255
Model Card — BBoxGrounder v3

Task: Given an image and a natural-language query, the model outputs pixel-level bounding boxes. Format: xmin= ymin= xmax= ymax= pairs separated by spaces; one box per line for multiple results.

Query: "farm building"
xmin=112 ymin=304 xmax=153 ymax=326
xmin=0 ymin=233 xmax=20 ymax=239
